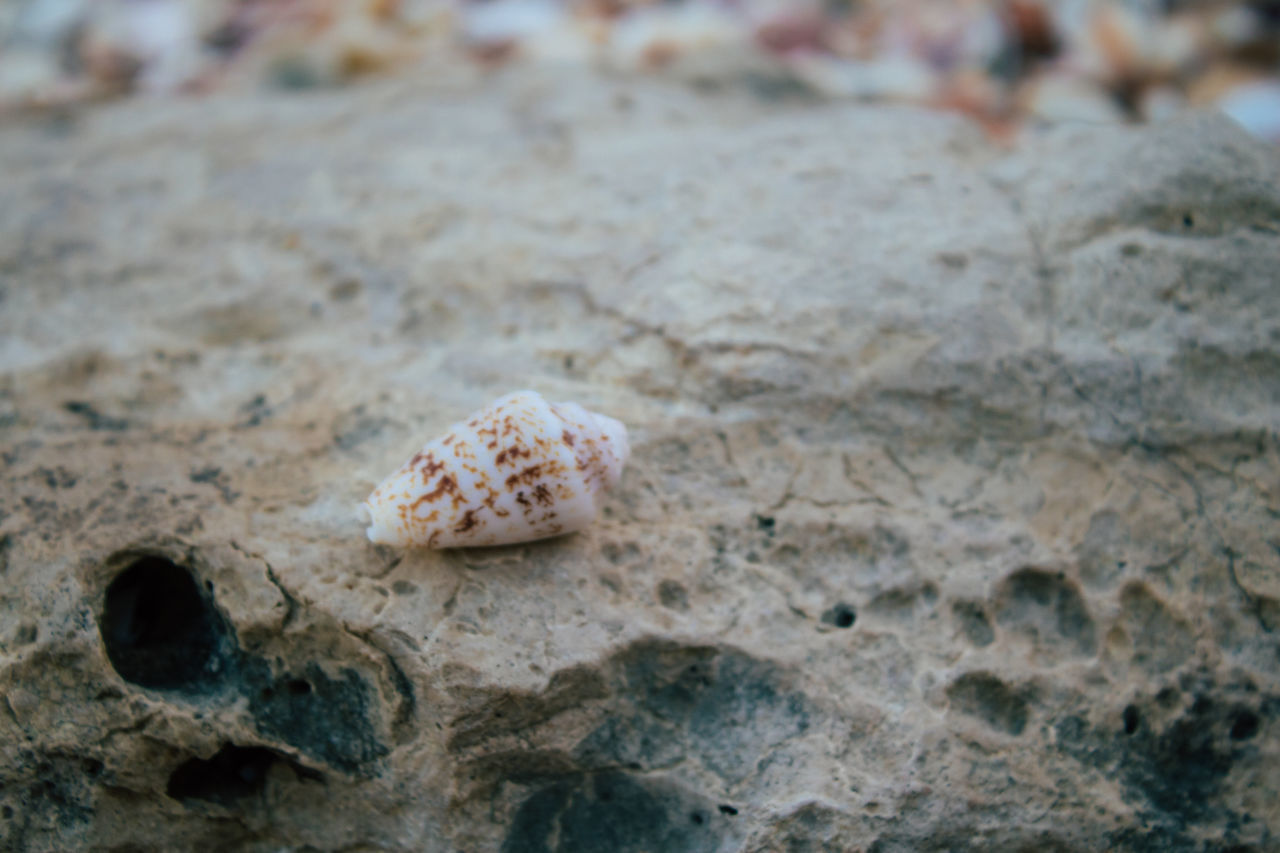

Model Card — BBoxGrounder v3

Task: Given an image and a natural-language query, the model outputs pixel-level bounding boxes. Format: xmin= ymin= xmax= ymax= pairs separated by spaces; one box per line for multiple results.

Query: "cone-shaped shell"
xmin=360 ymin=391 xmax=629 ymax=548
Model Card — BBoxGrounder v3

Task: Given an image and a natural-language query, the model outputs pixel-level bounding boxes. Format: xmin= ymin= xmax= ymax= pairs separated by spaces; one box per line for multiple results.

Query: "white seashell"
xmin=359 ymin=391 xmax=629 ymax=548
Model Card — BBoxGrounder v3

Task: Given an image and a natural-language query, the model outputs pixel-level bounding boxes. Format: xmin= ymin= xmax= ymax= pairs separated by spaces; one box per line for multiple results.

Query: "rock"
xmin=0 ymin=68 xmax=1277 ymax=852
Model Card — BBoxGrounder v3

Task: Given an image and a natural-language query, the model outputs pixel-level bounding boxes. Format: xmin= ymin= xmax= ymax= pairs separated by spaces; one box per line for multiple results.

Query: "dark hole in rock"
xmin=820 ymin=603 xmax=857 ymax=629
xmin=166 ymin=744 xmax=320 ymax=806
xmin=718 ymin=804 xmax=738 ymax=816
xmin=1230 ymin=710 xmax=1259 ymax=741
xmin=1123 ymin=704 xmax=1140 ymax=735
xmin=755 ymin=515 xmax=775 ymax=532
xmin=100 ymin=555 xmax=229 ymax=691
xmin=690 ymin=811 xmax=705 ymax=825
xmin=82 ymin=759 xmax=104 ymax=777
xmin=287 ymin=679 xmax=312 ymax=696
xmin=1183 ymin=213 xmax=1194 ymax=228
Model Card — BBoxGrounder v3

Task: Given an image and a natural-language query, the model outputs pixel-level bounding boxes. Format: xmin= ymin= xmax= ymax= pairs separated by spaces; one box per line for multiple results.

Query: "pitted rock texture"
xmin=1 ymin=68 xmax=1278 ymax=852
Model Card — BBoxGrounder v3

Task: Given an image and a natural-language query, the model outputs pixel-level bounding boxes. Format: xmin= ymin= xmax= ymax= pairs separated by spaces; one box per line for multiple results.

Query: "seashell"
xmin=359 ymin=391 xmax=629 ymax=548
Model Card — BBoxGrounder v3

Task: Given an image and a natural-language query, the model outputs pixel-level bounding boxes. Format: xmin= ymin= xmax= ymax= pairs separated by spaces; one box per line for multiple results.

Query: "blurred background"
xmin=1 ymin=0 xmax=1277 ymax=143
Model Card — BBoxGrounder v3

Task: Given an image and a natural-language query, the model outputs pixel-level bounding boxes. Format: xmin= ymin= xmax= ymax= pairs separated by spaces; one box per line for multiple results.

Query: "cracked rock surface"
xmin=1 ymin=68 xmax=1278 ymax=852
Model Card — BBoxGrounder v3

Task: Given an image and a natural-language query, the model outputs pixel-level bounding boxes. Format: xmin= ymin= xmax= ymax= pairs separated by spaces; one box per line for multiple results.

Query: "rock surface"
xmin=0 ymin=68 xmax=1278 ymax=852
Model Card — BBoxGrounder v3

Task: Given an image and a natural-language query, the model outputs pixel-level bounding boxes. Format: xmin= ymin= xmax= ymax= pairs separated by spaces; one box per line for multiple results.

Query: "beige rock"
xmin=0 ymin=67 xmax=1277 ymax=851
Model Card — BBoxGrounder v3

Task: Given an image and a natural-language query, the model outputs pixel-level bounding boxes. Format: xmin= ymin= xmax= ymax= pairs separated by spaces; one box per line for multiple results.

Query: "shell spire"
xmin=359 ymin=391 xmax=630 ymax=548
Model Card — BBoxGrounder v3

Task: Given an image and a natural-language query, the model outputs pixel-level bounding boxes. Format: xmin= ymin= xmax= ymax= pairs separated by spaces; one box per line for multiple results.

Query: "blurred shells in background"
xmin=1 ymin=0 xmax=1277 ymax=141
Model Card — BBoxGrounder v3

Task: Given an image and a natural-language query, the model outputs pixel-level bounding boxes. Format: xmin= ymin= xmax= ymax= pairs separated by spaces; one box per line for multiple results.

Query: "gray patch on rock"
xmin=1056 ymin=674 xmax=1276 ymax=850
xmin=503 ymin=771 xmax=740 ymax=853
xmin=946 ymin=672 xmax=1029 ymax=736
xmin=621 ymin=642 xmax=813 ymax=784
xmin=244 ymin=661 xmax=389 ymax=774
xmin=995 ymin=568 xmax=1096 ymax=662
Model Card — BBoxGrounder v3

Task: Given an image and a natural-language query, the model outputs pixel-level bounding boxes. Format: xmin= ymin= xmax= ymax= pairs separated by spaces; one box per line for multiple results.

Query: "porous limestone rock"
xmin=0 ymin=66 xmax=1277 ymax=852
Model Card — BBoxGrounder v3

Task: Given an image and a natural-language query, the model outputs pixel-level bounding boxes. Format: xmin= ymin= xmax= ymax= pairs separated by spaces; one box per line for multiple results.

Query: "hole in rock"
xmin=1230 ymin=710 xmax=1259 ymax=741
xmin=690 ymin=811 xmax=705 ymax=825
xmin=100 ymin=554 xmax=229 ymax=690
xmin=166 ymin=744 xmax=320 ymax=805
xmin=718 ymin=804 xmax=738 ymax=816
xmin=821 ymin=603 xmax=857 ymax=629
xmin=1123 ymin=704 xmax=1140 ymax=735
xmin=287 ymin=679 xmax=312 ymax=696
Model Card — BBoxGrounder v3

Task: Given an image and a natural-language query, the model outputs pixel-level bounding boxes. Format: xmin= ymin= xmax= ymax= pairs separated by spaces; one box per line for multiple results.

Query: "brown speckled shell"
xmin=360 ymin=391 xmax=629 ymax=548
